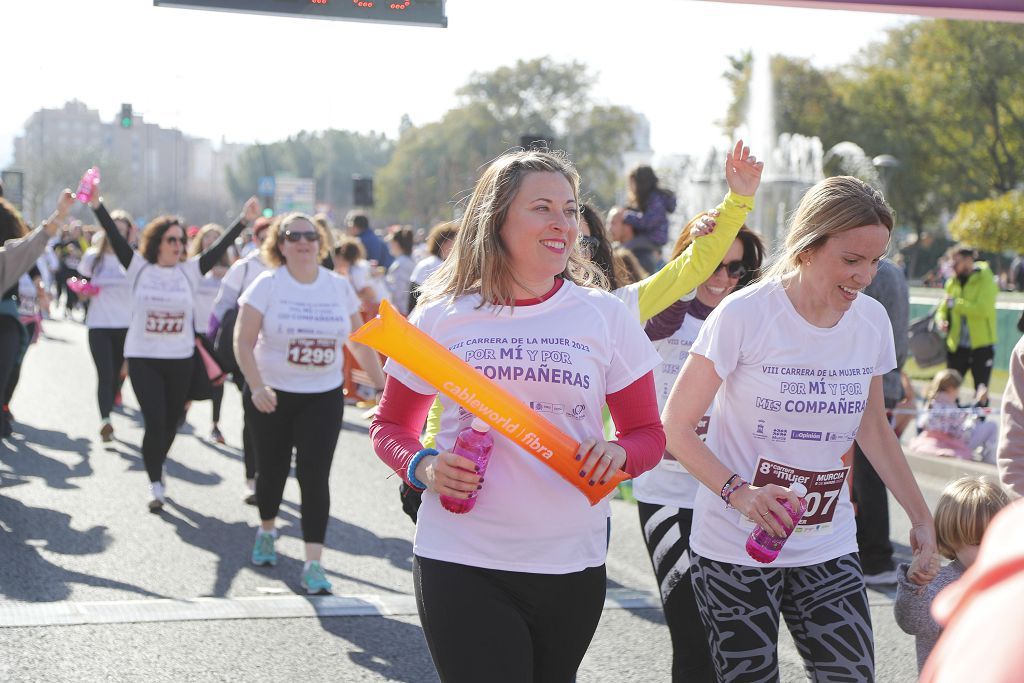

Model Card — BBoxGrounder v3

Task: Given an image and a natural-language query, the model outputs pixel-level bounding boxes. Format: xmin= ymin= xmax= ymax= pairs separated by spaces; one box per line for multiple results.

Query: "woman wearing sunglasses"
xmin=89 ymin=183 xmax=259 ymax=511
xmin=235 ymin=213 xmax=385 ymax=594
xmin=635 ymin=224 xmax=765 ymax=682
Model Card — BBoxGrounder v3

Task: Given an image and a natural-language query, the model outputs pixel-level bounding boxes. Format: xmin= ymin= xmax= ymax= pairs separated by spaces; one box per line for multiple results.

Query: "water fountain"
xmin=673 ymin=51 xmax=824 ymax=250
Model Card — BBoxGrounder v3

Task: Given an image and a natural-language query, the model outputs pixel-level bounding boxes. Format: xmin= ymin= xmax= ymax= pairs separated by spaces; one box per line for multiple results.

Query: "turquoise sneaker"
xmin=301 ymin=561 xmax=332 ymax=595
xmin=251 ymin=531 xmax=277 ymax=566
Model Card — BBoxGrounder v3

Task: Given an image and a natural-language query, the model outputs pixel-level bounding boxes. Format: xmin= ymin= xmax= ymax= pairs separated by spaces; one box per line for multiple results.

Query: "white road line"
xmin=0 ymin=588 xmax=665 ymax=629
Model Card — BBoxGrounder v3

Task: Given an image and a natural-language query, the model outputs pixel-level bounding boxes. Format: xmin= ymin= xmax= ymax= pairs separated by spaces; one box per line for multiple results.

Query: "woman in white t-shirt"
xmin=661 ymin=176 xmax=939 ymax=682
xmin=90 ymin=184 xmax=259 ymax=511
xmin=370 ymin=149 xmax=666 ymax=682
xmin=78 ymin=209 xmax=136 ymax=443
xmin=407 ymin=221 xmax=458 ymax=312
xmin=384 ymin=227 xmax=415 ymax=316
xmin=235 ymin=213 xmax=384 ymax=595
xmin=634 ymin=224 xmax=764 ymax=683
xmin=187 ymin=223 xmax=232 ymax=445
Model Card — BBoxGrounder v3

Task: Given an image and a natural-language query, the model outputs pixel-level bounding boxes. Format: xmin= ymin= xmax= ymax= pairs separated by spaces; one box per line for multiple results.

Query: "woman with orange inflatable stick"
xmin=370 ymin=149 xmax=666 ymax=682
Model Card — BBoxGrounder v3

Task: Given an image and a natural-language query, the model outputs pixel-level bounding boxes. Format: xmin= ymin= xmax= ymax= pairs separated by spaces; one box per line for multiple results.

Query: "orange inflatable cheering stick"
xmin=352 ymin=300 xmax=627 ymax=506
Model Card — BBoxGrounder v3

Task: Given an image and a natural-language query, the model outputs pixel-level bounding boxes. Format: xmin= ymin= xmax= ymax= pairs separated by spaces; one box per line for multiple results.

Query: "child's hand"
xmin=907 ymin=550 xmax=939 ymax=586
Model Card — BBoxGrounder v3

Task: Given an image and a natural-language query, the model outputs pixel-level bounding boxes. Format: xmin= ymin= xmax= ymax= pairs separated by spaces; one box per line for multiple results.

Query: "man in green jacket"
xmin=936 ymin=246 xmax=998 ymax=400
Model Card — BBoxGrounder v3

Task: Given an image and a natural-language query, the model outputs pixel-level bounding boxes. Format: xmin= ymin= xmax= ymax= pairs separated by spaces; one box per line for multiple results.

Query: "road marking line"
xmin=0 ymin=588 xmax=673 ymax=628
xmin=0 ymin=586 xmax=896 ymax=629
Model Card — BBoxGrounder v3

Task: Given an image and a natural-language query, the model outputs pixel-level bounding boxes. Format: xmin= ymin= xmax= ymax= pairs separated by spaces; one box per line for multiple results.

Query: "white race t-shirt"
xmin=79 ymin=250 xmax=132 ymax=329
xmin=384 ymin=282 xmax=661 ymax=574
xmin=222 ymin=251 xmax=269 ymax=297
xmin=632 ymin=308 xmax=705 ymax=508
xmin=240 ymin=268 xmax=360 ymax=394
xmin=193 ymin=271 xmax=223 ymax=335
xmin=123 ymin=254 xmax=203 ymax=359
xmin=410 ymin=254 xmax=442 ymax=285
xmin=689 ymin=279 xmax=896 ymax=567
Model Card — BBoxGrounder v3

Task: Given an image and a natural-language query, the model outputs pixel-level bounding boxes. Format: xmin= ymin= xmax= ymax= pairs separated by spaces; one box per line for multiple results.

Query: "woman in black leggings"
xmin=89 ymin=180 xmax=260 ymax=511
xmin=235 ymin=213 xmax=383 ymax=594
xmin=78 ymin=210 xmax=135 ymax=442
xmin=1 ymin=192 xmax=72 ymax=437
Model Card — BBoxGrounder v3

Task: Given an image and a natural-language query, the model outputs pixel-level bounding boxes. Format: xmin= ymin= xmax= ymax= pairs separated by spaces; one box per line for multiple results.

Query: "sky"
xmin=2 ymin=0 xmax=914 ymax=169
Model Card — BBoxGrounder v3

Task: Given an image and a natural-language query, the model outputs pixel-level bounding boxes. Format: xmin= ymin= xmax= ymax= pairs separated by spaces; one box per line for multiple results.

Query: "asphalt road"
xmin=0 ymin=317 xmax=982 ymax=682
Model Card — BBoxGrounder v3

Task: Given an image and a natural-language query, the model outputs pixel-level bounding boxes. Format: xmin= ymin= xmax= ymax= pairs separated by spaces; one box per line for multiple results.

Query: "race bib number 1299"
xmin=287 ymin=337 xmax=337 ymax=368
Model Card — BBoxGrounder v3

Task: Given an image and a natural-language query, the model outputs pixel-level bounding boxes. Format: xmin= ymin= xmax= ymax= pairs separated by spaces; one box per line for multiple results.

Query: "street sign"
xmin=258 ymin=176 xmax=275 ymax=197
xmin=153 ymin=0 xmax=447 ymax=27
xmin=274 ymin=177 xmax=316 ymax=215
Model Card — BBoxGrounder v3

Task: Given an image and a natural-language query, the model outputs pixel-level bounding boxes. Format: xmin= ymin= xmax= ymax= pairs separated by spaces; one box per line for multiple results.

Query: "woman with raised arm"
xmin=89 ymin=181 xmax=259 ymax=511
xmin=78 ymin=209 xmax=135 ymax=443
xmin=660 ymin=176 xmax=938 ymax=682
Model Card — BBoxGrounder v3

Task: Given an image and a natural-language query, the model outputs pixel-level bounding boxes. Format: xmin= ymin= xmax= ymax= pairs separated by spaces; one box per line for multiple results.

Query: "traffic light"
xmin=119 ymin=103 xmax=133 ymax=129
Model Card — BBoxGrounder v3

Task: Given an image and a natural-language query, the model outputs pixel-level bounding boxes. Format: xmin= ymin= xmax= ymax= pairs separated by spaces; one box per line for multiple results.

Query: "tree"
xmin=948 ymin=191 xmax=1024 ymax=253
xmin=376 ymin=58 xmax=637 ymax=225
xmin=226 ymin=130 xmax=392 ymax=221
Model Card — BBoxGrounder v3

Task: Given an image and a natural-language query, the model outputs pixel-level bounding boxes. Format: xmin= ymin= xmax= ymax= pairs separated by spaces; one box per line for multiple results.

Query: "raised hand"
xmin=243 ymin=196 xmax=261 ymax=223
xmin=56 ymin=189 xmax=75 ymax=218
xmin=725 ymin=140 xmax=764 ymax=197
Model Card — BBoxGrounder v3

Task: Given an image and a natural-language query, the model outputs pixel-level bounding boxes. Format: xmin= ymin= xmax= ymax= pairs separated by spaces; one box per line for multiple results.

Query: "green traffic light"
xmin=120 ymin=117 xmax=132 ymax=129
xmin=262 ymin=208 xmax=274 ymax=218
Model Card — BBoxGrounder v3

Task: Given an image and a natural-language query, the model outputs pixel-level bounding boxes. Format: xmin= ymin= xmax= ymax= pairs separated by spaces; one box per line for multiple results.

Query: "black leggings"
xmin=946 ymin=345 xmax=995 ymax=396
xmin=128 ymin=356 xmax=194 ymax=483
xmin=243 ymin=386 xmax=343 ymax=543
xmin=88 ymin=328 xmax=128 ymax=419
xmin=414 ymin=555 xmax=606 ymax=683
xmin=691 ymin=552 xmax=874 ymax=682
xmin=637 ymin=502 xmax=713 ymax=683
xmin=233 ymin=375 xmax=257 ymax=480
xmin=0 ymin=316 xmax=24 ymax=412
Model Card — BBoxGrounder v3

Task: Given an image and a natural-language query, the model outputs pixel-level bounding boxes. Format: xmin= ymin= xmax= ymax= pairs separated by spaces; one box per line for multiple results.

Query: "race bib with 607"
xmin=746 ymin=456 xmax=850 ymax=535
xmin=145 ymin=311 xmax=186 ymax=335
xmin=286 ymin=337 xmax=337 ymax=369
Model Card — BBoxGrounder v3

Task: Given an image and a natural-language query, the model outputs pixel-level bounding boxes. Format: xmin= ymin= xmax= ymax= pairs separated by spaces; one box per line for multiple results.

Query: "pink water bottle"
xmin=75 ymin=167 xmax=100 ymax=204
xmin=440 ymin=418 xmax=494 ymax=514
xmin=745 ymin=482 xmax=808 ymax=564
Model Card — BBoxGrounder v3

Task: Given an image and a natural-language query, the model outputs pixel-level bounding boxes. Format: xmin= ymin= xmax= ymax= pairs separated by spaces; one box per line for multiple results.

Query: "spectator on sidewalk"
xmin=346 ymin=210 xmax=393 ymax=270
xmin=854 ymin=256 xmax=909 ymax=586
xmin=998 ymin=335 xmax=1024 ymax=499
xmin=617 ymin=164 xmax=676 ymax=274
xmin=911 ymin=369 xmax=997 ymax=463
xmin=935 ymin=246 xmax=998 ymax=400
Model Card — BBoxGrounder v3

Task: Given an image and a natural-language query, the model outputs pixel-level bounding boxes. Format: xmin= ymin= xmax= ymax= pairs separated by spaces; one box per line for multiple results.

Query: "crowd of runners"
xmin=1 ymin=142 xmax=1022 ymax=682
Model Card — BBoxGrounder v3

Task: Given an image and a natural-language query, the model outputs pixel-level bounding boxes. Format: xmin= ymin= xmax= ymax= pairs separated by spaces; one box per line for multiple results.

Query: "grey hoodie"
xmin=0 ymin=225 xmax=49 ymax=294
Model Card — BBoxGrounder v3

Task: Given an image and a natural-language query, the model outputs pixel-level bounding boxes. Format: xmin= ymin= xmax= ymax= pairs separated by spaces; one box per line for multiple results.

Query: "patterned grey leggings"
xmin=690 ymin=552 xmax=874 ymax=683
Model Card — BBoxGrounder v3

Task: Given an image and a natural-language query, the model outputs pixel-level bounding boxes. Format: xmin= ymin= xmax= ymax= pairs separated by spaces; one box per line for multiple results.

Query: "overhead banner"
xmin=695 ymin=1 xmax=1024 ymax=23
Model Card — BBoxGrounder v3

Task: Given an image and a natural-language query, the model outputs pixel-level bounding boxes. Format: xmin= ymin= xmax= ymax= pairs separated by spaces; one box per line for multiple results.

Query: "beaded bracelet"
xmin=723 ymin=480 xmax=748 ymax=509
xmin=719 ymin=474 xmax=741 ymax=503
xmin=407 ymin=448 xmax=438 ymax=491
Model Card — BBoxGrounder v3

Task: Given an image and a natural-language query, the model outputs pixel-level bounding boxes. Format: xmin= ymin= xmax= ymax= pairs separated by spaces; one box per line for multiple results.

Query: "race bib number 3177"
xmin=145 ymin=311 xmax=185 ymax=335
xmin=750 ymin=457 xmax=849 ymax=533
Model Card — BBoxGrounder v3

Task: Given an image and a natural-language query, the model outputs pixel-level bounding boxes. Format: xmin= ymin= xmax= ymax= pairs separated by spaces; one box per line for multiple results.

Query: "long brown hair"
xmin=0 ymin=197 xmax=28 ymax=243
xmin=139 ymin=216 xmax=186 ymax=264
xmin=420 ymin=149 xmax=606 ymax=307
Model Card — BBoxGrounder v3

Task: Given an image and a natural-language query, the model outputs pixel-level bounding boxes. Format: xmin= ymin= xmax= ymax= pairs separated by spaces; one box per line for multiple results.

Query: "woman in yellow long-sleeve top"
xmin=400 ymin=140 xmax=763 ymax=522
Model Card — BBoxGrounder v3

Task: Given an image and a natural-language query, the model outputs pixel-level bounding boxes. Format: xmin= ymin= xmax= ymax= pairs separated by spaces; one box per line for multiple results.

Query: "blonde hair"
xmin=261 ymin=213 xmax=330 ymax=268
xmin=762 ymin=176 xmax=894 ymax=281
xmin=926 ymin=368 xmax=963 ymax=404
xmin=934 ymin=477 xmax=1010 ymax=560
xmin=187 ymin=223 xmax=225 ymax=259
xmin=419 ymin=149 xmax=606 ymax=307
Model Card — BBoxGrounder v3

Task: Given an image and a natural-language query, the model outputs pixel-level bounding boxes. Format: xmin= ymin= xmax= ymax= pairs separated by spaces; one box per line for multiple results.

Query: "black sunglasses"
xmin=282 ymin=230 xmax=320 ymax=243
xmin=163 ymin=235 xmax=184 ymax=245
xmin=714 ymin=260 xmax=748 ymax=279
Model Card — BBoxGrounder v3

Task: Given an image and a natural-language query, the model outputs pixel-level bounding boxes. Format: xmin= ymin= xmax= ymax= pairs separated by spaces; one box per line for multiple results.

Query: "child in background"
xmin=895 ymin=476 xmax=1010 ymax=672
xmin=910 ymin=369 xmax=997 ymax=462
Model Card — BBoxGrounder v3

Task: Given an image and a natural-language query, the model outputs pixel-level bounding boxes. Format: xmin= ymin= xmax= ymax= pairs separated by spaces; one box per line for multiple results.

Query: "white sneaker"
xmin=863 ymin=568 xmax=898 ymax=586
xmin=148 ymin=481 xmax=166 ymax=512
